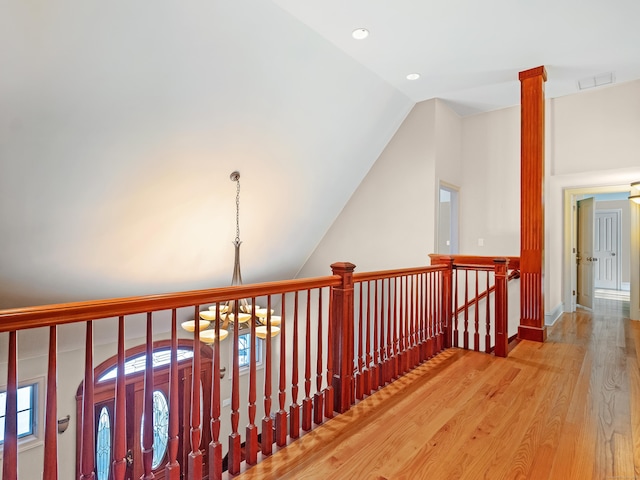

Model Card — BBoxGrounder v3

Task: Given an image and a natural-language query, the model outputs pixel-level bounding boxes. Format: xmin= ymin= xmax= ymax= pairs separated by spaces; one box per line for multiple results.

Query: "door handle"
xmin=611 ymin=252 xmax=616 ymax=256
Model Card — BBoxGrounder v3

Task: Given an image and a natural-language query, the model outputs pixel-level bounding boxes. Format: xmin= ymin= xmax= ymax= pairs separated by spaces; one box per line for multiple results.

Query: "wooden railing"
xmin=0 ymin=256 xmax=517 ymax=479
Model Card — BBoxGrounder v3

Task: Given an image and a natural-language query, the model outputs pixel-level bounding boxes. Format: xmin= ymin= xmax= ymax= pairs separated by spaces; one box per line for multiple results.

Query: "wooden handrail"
xmin=429 ymin=254 xmax=520 ymax=271
xmin=0 ymin=275 xmax=341 ymax=332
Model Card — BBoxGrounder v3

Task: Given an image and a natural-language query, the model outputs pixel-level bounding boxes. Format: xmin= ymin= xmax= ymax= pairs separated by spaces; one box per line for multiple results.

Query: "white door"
xmin=577 ymin=197 xmax=595 ymax=309
xmin=594 ymin=210 xmax=620 ymax=290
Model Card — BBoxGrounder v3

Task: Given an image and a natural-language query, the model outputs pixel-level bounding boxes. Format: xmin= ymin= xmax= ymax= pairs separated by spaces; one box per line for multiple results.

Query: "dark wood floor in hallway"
xmin=236 ymin=297 xmax=640 ymax=480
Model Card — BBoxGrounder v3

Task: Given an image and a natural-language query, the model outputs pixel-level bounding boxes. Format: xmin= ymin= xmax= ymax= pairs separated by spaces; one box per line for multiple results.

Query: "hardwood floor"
xmin=236 ymin=297 xmax=640 ymax=479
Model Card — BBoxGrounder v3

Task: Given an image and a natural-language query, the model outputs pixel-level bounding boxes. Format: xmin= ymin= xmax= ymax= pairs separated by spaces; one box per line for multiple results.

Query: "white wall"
xmin=298 ymin=98 xmax=463 ymax=278
xmin=460 ymin=79 xmax=640 ymax=317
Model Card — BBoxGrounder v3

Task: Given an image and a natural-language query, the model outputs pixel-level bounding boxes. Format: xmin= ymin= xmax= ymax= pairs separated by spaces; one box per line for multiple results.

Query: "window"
xmin=98 ymin=348 xmax=194 ymax=382
xmin=238 ymin=333 xmax=262 ymax=369
xmin=0 ymin=383 xmax=37 ymax=444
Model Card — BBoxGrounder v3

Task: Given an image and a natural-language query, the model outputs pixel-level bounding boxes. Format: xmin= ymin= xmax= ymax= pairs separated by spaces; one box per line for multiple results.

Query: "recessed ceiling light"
xmin=352 ymin=28 xmax=369 ymax=40
xmin=406 ymin=73 xmax=421 ymax=81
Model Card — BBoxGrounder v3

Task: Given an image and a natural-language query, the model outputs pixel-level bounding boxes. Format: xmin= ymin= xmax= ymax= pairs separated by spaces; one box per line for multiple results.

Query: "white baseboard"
xmin=545 ymin=303 xmax=564 ymax=326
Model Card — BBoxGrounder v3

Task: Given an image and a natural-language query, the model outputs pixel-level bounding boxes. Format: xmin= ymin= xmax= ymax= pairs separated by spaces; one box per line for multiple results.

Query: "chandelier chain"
xmin=235 ymin=176 xmax=241 ymax=243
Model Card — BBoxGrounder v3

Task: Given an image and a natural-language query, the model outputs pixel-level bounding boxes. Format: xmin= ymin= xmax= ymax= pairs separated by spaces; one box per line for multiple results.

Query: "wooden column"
xmin=330 ymin=262 xmax=356 ymax=414
xmin=519 ymin=66 xmax=547 ymax=342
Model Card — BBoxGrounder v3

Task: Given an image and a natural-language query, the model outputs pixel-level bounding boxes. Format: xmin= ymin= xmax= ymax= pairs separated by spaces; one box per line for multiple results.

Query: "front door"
xmin=577 ymin=197 xmax=595 ymax=309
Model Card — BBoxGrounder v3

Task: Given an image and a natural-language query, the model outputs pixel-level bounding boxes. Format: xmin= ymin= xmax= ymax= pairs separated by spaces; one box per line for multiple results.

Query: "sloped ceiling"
xmin=2 ymin=0 xmax=640 ymax=308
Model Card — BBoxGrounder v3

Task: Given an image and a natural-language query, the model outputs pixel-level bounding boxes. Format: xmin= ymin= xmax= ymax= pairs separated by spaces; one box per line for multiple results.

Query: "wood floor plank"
xmin=235 ymin=299 xmax=639 ymax=480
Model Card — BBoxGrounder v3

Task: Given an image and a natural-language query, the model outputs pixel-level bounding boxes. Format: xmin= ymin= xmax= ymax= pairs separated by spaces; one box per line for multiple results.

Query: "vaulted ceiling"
xmin=1 ymin=0 xmax=638 ymax=308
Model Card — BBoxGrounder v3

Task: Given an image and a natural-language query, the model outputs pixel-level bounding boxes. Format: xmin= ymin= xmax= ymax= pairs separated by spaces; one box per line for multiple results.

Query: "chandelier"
xmin=181 ymin=171 xmax=280 ymax=343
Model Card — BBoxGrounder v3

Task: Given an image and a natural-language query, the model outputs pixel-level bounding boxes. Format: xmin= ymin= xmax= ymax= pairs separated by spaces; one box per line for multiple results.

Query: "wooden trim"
xmin=519 ymin=65 xmax=547 ymax=341
xmin=0 ymin=276 xmax=341 ymax=333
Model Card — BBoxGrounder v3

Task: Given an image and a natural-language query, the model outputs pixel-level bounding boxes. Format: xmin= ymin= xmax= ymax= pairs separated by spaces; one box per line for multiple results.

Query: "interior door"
xmin=594 ymin=210 xmax=620 ymax=289
xmin=577 ymin=197 xmax=595 ymax=308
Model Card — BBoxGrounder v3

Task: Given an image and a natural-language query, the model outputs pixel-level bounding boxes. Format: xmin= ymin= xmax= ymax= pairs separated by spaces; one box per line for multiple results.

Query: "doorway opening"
xmin=564 ymin=186 xmax=636 ymax=318
xmin=438 ymin=183 xmax=459 ymax=254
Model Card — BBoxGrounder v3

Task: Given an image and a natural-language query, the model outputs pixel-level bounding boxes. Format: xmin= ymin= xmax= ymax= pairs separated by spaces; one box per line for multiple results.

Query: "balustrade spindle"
xmin=276 ymin=293 xmax=288 ymax=446
xmin=3 ymin=331 xmax=18 ymax=480
xmin=453 ymin=270 xmax=459 ymax=348
xmin=246 ymin=300 xmax=258 ymax=465
xmin=43 ymin=326 xmax=58 ymax=480
xmin=80 ymin=322 xmax=95 ymax=480
xmin=373 ymin=280 xmax=382 ymax=390
xmin=399 ymin=276 xmax=405 ymax=374
xmin=387 ymin=277 xmax=398 ymax=382
xmin=302 ymin=289 xmax=312 ymax=431
xmin=290 ymin=292 xmax=301 ymax=438
xmin=474 ymin=270 xmax=480 ymax=351
xmin=410 ymin=275 xmax=417 ymax=368
xmin=437 ymin=269 xmax=443 ymax=352
xmin=262 ymin=296 xmax=274 ymax=456
xmin=228 ymin=301 xmax=242 ymax=475
xmin=364 ymin=281 xmax=372 ymax=396
xmin=485 ymin=272 xmax=492 ymax=353
xmin=356 ymin=283 xmax=364 ymax=400
xmin=325 ymin=289 xmax=334 ymax=418
xmin=142 ymin=312 xmax=155 ymax=480
xmin=113 ymin=317 xmax=127 ymax=480
xmin=313 ymin=289 xmax=324 ymax=425
xmin=209 ymin=303 xmax=223 ymax=480
xmin=418 ymin=274 xmax=425 ymax=362
xmin=426 ymin=272 xmax=433 ymax=358
xmin=463 ymin=271 xmax=470 ymax=350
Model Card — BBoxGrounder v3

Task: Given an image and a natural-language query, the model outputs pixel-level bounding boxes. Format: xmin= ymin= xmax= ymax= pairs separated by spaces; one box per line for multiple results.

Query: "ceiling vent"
xmin=577 ymin=72 xmax=615 ymax=90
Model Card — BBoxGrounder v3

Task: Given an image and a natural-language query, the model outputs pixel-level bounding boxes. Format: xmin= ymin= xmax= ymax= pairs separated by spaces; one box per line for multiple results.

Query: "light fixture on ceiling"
xmin=629 ymin=181 xmax=640 ymax=204
xmin=406 ymin=73 xmax=421 ymax=81
xmin=352 ymin=28 xmax=369 ymax=40
xmin=181 ymin=171 xmax=280 ymax=342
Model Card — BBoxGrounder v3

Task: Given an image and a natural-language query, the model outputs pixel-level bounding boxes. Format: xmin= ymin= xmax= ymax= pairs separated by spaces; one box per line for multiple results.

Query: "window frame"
xmin=0 ymin=376 xmax=45 ymax=457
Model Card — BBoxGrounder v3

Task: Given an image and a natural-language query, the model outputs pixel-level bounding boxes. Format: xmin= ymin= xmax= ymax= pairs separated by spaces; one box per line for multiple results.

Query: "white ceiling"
xmin=2 ymin=0 xmax=639 ymax=308
xmin=273 ymin=0 xmax=640 ymax=115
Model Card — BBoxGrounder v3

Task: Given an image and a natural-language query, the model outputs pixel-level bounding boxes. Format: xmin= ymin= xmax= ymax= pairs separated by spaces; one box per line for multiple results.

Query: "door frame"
xmin=563 ymin=185 xmax=639 ymax=319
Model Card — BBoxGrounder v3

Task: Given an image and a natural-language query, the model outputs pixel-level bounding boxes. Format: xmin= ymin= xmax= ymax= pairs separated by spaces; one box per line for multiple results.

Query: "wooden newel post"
xmin=330 ymin=262 xmax=356 ymax=414
xmin=494 ymin=259 xmax=509 ymax=357
xmin=429 ymin=255 xmax=454 ymax=350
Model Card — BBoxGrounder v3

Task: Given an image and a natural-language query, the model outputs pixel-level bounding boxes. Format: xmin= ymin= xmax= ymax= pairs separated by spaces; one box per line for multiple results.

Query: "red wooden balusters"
xmin=474 ymin=270 xmax=480 ymax=351
xmin=386 ymin=278 xmax=393 ymax=384
xmin=209 ymin=303 xmax=223 ymax=480
xmin=356 ymin=283 xmax=364 ymax=400
xmin=3 ymin=331 xmax=18 ymax=480
xmin=113 ymin=316 xmax=127 ymax=480
xmin=228 ymin=301 xmax=241 ymax=475
xmin=364 ymin=281 xmax=372 ymax=396
xmin=165 ymin=311 xmax=180 ymax=480
xmin=485 ymin=272 xmax=492 ymax=354
xmin=141 ymin=312 xmax=155 ymax=480
xmin=261 ymin=296 xmax=274 ymax=456
xmin=373 ymin=280 xmax=382 ymax=389
xmin=290 ymin=291 xmax=300 ymax=439
xmin=187 ymin=306 xmax=203 ymax=480
xmin=325 ymin=288 xmax=334 ymax=419
xmin=302 ymin=289 xmax=312 ymax=430
xmin=453 ymin=269 xmax=459 ymax=348
xmin=313 ymin=289 xmax=324 ymax=425
xmin=494 ymin=259 xmax=509 ymax=357
xmin=43 ymin=326 xmax=58 ymax=480
xmin=80 ymin=322 xmax=95 ymax=480
xmin=463 ymin=271 xmax=470 ymax=350
xmin=246 ymin=300 xmax=258 ymax=465
xmin=276 ymin=293 xmax=288 ymax=446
